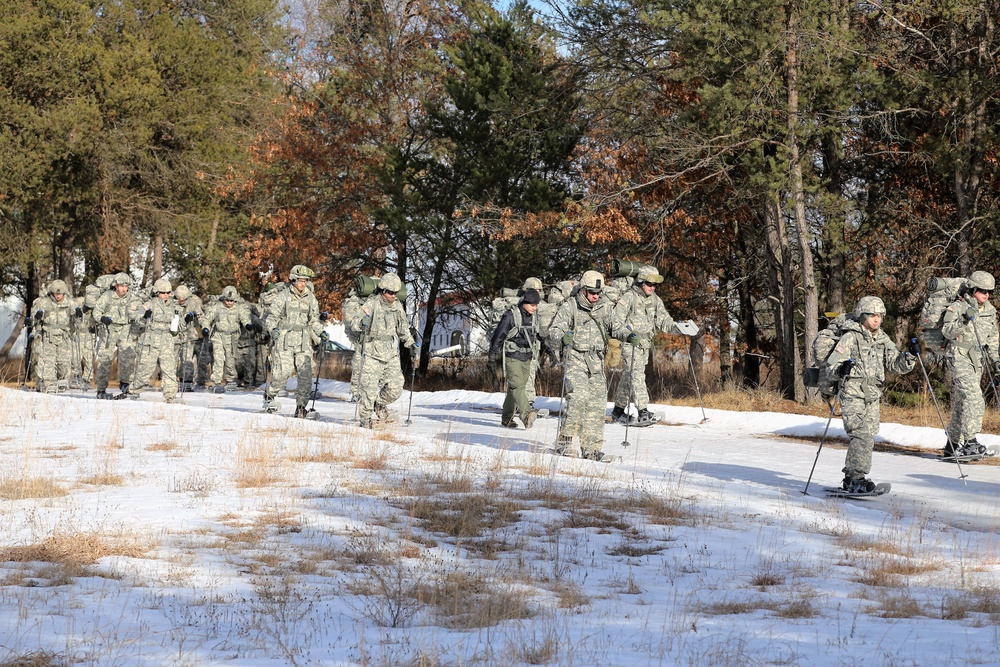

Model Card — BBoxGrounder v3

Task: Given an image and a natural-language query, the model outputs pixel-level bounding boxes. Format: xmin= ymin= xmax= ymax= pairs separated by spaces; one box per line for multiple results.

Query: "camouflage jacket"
xmin=135 ymin=296 xmax=182 ymax=346
xmin=93 ymin=289 xmax=142 ymax=330
xmin=264 ymin=285 xmax=323 ymax=353
xmin=942 ymin=293 xmax=1000 ymax=365
xmin=611 ymin=284 xmax=680 ymax=348
xmin=203 ymin=299 xmax=252 ymax=336
xmin=350 ymin=293 xmax=414 ymax=363
xmin=31 ymin=294 xmax=74 ymax=339
xmin=826 ymin=318 xmax=915 ymax=403
xmin=547 ymin=291 xmax=628 ymax=374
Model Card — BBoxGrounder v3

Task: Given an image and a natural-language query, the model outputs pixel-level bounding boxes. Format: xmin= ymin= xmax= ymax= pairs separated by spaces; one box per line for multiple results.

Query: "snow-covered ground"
xmin=2 ymin=381 xmax=1000 ymax=666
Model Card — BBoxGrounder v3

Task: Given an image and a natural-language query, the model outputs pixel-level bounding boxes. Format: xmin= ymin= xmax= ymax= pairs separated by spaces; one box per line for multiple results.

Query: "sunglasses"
xmin=976 ymin=289 xmax=993 ymax=296
xmin=584 ymin=288 xmax=602 ymax=295
xmin=157 ymin=291 xmax=171 ymax=295
xmin=383 ymin=290 xmax=398 ymax=296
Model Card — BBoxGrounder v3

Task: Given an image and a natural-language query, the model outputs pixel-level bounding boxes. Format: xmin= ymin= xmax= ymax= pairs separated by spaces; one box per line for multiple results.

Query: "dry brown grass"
xmin=0 ymin=476 xmax=69 ymax=500
xmin=145 ymin=442 xmax=179 ymax=452
xmin=0 ymin=530 xmax=151 ymax=568
xmin=232 ymin=427 xmax=284 ymax=488
xmin=0 ymin=651 xmax=68 ymax=667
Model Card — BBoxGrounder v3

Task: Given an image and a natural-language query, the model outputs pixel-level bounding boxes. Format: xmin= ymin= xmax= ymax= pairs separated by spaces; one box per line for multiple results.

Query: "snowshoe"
xmin=824 ymin=481 xmax=891 ymax=499
xmin=581 ymin=449 xmax=621 ymax=463
xmin=294 ymin=405 xmax=308 ymax=419
xmin=631 ymin=409 xmax=660 ymax=428
xmin=260 ymin=395 xmax=279 ymax=414
xmin=96 ymin=390 xmax=112 ymax=400
xmin=213 ymin=385 xmax=226 ymax=394
xmin=359 ymin=417 xmax=373 ymax=429
xmin=374 ymin=403 xmax=395 ymax=423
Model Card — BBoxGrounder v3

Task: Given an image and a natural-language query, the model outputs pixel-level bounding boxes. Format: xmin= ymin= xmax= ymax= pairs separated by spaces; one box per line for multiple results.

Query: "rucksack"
xmin=917 ymin=276 xmax=968 ymax=352
xmin=486 ymin=288 xmax=521 ymax=341
xmin=804 ymin=313 xmax=857 ymax=397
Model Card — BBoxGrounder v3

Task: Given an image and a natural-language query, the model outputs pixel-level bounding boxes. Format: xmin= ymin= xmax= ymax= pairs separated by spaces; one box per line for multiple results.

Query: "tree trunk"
xmin=785 ymin=8 xmax=817 ymax=403
xmin=736 ymin=221 xmax=761 ymax=388
xmin=763 ymin=192 xmax=797 ymax=400
xmin=152 ymin=233 xmax=163 ymax=282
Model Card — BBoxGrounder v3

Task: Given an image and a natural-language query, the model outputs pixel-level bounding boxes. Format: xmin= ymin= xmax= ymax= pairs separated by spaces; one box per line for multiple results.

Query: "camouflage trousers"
xmin=841 ymin=396 xmax=880 ymax=479
xmin=35 ymin=332 xmax=74 ymax=391
xmin=236 ymin=340 xmax=265 ymax=386
xmin=559 ymin=354 xmax=608 ymax=455
xmin=947 ymin=353 xmax=985 ymax=443
xmin=133 ymin=332 xmax=178 ymax=400
xmin=76 ymin=328 xmax=95 ymax=383
xmin=269 ymin=346 xmax=313 ymax=407
xmin=95 ymin=324 xmax=137 ymax=391
xmin=210 ymin=332 xmax=240 ymax=386
xmin=348 ymin=335 xmax=362 ymax=400
xmin=194 ymin=339 xmax=211 ymax=385
xmin=357 ymin=353 xmax=404 ymax=420
xmin=613 ymin=343 xmax=650 ymax=410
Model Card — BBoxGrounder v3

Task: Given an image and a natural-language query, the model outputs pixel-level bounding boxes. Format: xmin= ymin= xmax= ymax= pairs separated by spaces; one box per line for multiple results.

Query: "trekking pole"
xmin=19 ymin=324 xmax=33 ymax=390
xmin=802 ymin=396 xmax=840 ymax=495
xmin=914 ymin=343 xmax=967 ymax=482
xmin=404 ymin=352 xmax=418 ymax=426
xmin=622 ymin=343 xmax=638 ymax=448
xmin=306 ymin=343 xmax=325 ymax=416
xmin=554 ymin=359 xmax=570 ymax=446
xmin=687 ymin=339 xmax=709 ymax=424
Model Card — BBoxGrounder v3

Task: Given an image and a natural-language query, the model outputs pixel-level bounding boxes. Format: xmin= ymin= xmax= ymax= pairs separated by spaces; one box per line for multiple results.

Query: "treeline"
xmin=2 ymin=0 xmax=999 ymax=400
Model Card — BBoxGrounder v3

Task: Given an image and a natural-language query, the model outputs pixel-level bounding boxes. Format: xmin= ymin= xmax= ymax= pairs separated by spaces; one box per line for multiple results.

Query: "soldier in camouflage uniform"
xmin=825 ymin=296 xmax=916 ymax=493
xmin=201 ymin=285 xmax=253 ymax=394
xmin=93 ymin=272 xmax=142 ymax=399
xmin=130 ymin=278 xmax=181 ymax=402
xmin=342 ymin=287 xmax=365 ymax=402
xmin=30 ymin=280 xmax=75 ymax=392
xmin=942 ymin=270 xmax=1000 ymax=457
xmin=349 ymin=273 xmax=416 ymax=428
xmin=610 ymin=266 xmax=697 ymax=425
xmin=73 ymin=285 xmax=102 ymax=388
xmin=263 ymin=265 xmax=325 ymax=417
xmin=546 ymin=271 xmax=630 ymax=460
xmin=173 ymin=285 xmax=203 ymax=391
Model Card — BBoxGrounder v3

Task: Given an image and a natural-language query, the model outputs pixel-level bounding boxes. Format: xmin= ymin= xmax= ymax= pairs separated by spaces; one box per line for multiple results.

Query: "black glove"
xmin=964 ymin=305 xmax=978 ymax=323
xmin=100 ymin=316 xmax=113 ymax=326
xmin=487 ymin=358 xmax=499 ymax=375
xmin=24 ymin=317 xmax=31 ymax=328
xmin=319 ymin=311 xmax=328 ymax=322
xmin=185 ymin=312 xmax=195 ymax=323
xmin=74 ymin=307 xmax=83 ymax=318
xmin=626 ymin=333 xmax=640 ymax=346
xmin=34 ymin=310 xmax=43 ymax=321
xmin=143 ymin=309 xmax=153 ymax=320
xmin=202 ymin=327 xmax=210 ymax=337
xmin=907 ymin=338 xmax=920 ymax=356
xmin=245 ymin=322 xmax=256 ymax=332
xmin=262 ymin=333 xmax=271 ymax=344
xmin=319 ymin=331 xmax=329 ymax=343
xmin=837 ymin=359 xmax=855 ymax=378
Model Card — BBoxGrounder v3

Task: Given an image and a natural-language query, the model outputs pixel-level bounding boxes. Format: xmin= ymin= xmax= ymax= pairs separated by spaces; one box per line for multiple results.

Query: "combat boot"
xmin=294 ymin=405 xmax=308 ymax=418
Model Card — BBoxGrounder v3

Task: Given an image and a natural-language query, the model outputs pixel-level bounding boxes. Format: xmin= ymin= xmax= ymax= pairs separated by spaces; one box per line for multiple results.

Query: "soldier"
xmin=93 ymin=272 xmax=142 ymax=399
xmin=520 ymin=277 xmax=545 ymax=409
xmin=201 ymin=286 xmax=253 ymax=394
xmin=130 ymin=279 xmax=181 ymax=403
xmin=262 ymin=265 xmax=325 ymax=417
xmin=236 ymin=299 xmax=267 ymax=388
xmin=941 ymin=270 xmax=1000 ymax=457
xmin=30 ymin=280 xmax=75 ymax=393
xmin=73 ymin=284 xmax=101 ymax=389
xmin=349 ymin=273 xmax=416 ymax=428
xmin=610 ymin=266 xmax=698 ymax=426
xmin=341 ymin=286 xmax=365 ymax=402
xmin=546 ymin=270 xmax=630 ymax=460
xmin=488 ymin=288 xmax=542 ymax=428
xmin=173 ymin=284 xmax=204 ymax=391
xmin=824 ymin=296 xmax=916 ymax=493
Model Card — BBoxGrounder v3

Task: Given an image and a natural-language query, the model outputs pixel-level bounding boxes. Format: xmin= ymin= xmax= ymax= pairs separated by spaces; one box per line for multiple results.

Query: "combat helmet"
xmin=522 ymin=277 xmax=543 ymax=291
xmin=635 ymin=267 xmax=664 ymax=285
xmin=174 ymin=285 xmax=192 ymax=301
xmin=111 ymin=272 xmax=133 ymax=287
xmin=220 ymin=286 xmax=240 ymax=301
xmin=289 ymin=265 xmax=316 ymax=281
xmin=379 ymin=273 xmax=402 ymax=293
xmin=48 ymin=279 xmax=68 ymax=295
xmin=854 ymin=295 xmax=886 ymax=318
xmin=580 ymin=270 xmax=605 ymax=293
xmin=969 ymin=271 xmax=996 ymax=292
xmin=152 ymin=278 xmax=172 ymax=294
